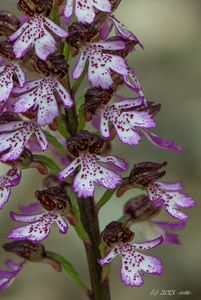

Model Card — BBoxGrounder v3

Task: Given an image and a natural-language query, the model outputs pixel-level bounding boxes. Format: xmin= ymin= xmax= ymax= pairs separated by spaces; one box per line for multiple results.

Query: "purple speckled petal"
xmin=0 ymin=121 xmax=48 ymax=162
xmin=119 ymin=243 xmax=162 ymax=287
xmin=0 ymin=64 xmax=15 ymax=103
xmin=132 ymin=236 xmax=163 ymax=250
xmin=9 ymin=16 xmax=68 ymax=60
xmin=148 ymin=182 xmax=195 ymax=221
xmin=99 ymin=242 xmax=162 ymax=287
xmin=142 ymin=129 xmax=182 ymax=152
xmin=60 ymin=154 xmax=125 ymax=198
xmin=95 ymin=155 xmax=128 ymax=170
xmin=0 ymin=168 xmax=21 ymax=209
xmin=100 ymin=100 xmax=156 ymax=145
xmin=58 ymin=157 xmax=80 ymax=181
xmin=123 ymin=68 xmax=144 ymax=96
xmin=44 ymin=18 xmax=68 ymax=38
xmin=112 ymin=17 xmax=144 ymax=49
xmin=55 ymin=80 xmax=73 ymax=108
xmin=65 ymin=0 xmax=111 ymax=24
xmin=73 ymin=50 xmax=88 ymax=79
xmin=35 ymin=29 xmax=57 ymax=60
xmin=98 ymin=248 xmax=118 ymax=266
xmin=74 ymin=42 xmax=128 ymax=89
xmin=163 ymin=233 xmax=182 ymax=245
xmin=8 ymin=212 xmax=68 ymax=242
xmin=64 ymin=0 xmax=73 ymax=19
xmin=153 ymin=221 xmax=186 ymax=231
xmin=13 ymin=63 xmax=25 ymax=87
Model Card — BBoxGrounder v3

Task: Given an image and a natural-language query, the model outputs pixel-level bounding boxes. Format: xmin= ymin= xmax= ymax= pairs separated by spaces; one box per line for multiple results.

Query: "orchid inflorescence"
xmin=0 ymin=0 xmax=195 ymax=297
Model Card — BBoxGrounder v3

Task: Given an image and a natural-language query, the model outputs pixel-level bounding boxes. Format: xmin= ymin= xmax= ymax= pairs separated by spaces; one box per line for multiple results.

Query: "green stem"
xmin=97 ymin=189 xmax=116 ymax=212
xmin=78 ymin=197 xmax=111 ymax=300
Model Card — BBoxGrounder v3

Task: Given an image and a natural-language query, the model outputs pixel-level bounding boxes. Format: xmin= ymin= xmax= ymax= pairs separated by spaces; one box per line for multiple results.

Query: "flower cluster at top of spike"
xmin=0 ymin=0 xmax=195 ymax=293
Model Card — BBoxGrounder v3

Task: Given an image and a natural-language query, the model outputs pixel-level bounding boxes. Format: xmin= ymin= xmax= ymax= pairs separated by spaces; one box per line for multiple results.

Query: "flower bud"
xmin=0 ymin=40 xmax=15 ymax=60
xmin=35 ymin=186 xmax=71 ymax=213
xmin=67 ymin=22 xmax=98 ymax=56
xmin=129 ymin=161 xmax=167 ymax=188
xmin=101 ymin=221 xmax=134 ymax=248
xmin=9 ymin=148 xmax=48 ymax=175
xmin=3 ymin=240 xmax=46 ymax=261
xmin=3 ymin=240 xmax=62 ymax=271
xmin=117 ymin=161 xmax=167 ymax=197
xmin=67 ymin=130 xmax=105 ymax=157
xmin=32 ymin=52 xmax=69 ymax=79
xmin=0 ymin=11 xmax=20 ymax=37
xmin=17 ymin=0 xmax=53 ymax=17
xmin=84 ymin=87 xmax=114 ymax=120
xmin=124 ymin=195 xmax=161 ymax=222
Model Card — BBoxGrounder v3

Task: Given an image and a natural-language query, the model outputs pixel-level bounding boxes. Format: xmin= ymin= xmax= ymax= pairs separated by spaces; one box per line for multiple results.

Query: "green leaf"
xmin=33 ymin=155 xmax=60 ymax=175
xmin=46 ymin=251 xmax=88 ymax=291
xmin=97 ymin=189 xmax=116 ymax=211
xmin=63 ymin=42 xmax=71 ymax=62
xmin=44 ymin=130 xmax=67 ymax=155
xmin=55 ymin=117 xmax=69 ymax=138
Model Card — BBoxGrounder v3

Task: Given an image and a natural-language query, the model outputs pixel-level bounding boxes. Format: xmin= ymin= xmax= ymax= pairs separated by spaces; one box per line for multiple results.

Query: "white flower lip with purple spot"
xmin=59 ymin=154 xmax=128 ymax=198
xmin=73 ymin=41 xmax=129 ymax=89
xmin=13 ymin=78 xmax=73 ymax=126
xmin=9 ymin=16 xmax=68 ymax=60
xmin=0 ymin=62 xmax=25 ymax=111
xmin=8 ymin=202 xmax=68 ymax=243
xmin=99 ymin=236 xmax=163 ymax=287
xmin=0 ymin=167 xmax=21 ymax=209
xmin=100 ymin=97 xmax=156 ymax=146
xmin=64 ymin=0 xmax=112 ymax=24
xmin=0 ymin=121 xmax=48 ymax=162
xmin=147 ymin=181 xmax=195 ymax=221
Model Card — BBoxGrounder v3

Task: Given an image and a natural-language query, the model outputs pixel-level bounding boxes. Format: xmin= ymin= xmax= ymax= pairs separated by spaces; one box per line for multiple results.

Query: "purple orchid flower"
xmin=9 ymin=16 xmax=68 ymax=60
xmin=59 ymin=154 xmax=128 ymax=198
xmin=73 ymin=41 xmax=128 ymax=89
xmin=100 ymin=97 xmax=155 ymax=145
xmin=99 ymin=236 xmax=163 ymax=287
xmin=100 ymin=97 xmax=181 ymax=151
xmin=0 ymin=120 xmax=48 ymax=162
xmin=147 ymin=182 xmax=195 ymax=221
xmin=64 ymin=0 xmax=112 ymax=24
xmin=0 ymin=62 xmax=25 ymax=111
xmin=8 ymin=202 xmax=68 ymax=243
xmin=0 ymin=167 xmax=21 ymax=209
xmin=100 ymin=16 xmax=144 ymax=49
xmin=13 ymin=78 xmax=73 ymax=126
xmin=0 ymin=259 xmax=25 ymax=292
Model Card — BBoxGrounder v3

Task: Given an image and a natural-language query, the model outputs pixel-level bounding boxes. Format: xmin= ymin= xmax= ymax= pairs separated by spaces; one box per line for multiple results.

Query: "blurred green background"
xmin=0 ymin=0 xmax=201 ymax=299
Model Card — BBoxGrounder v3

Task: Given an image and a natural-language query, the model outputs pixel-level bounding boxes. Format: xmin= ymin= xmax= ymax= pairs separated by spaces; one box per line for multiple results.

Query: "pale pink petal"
xmin=59 ymin=157 xmax=81 ymax=180
xmin=55 ymin=81 xmax=73 ymax=107
xmin=8 ymin=21 xmax=28 ymax=41
xmin=92 ymin=0 xmax=111 ymax=11
xmin=44 ymin=18 xmax=68 ymax=37
xmin=95 ymin=155 xmax=128 ymax=170
xmin=98 ymin=248 xmax=118 ymax=266
xmin=142 ymin=129 xmax=182 ymax=152
xmin=35 ymin=29 xmax=57 ymax=60
xmin=13 ymin=63 xmax=25 ymax=87
xmin=133 ymin=236 xmax=163 ymax=250
xmin=75 ymin=1 xmax=95 ymax=24
xmin=73 ymin=50 xmax=88 ymax=79
xmin=34 ymin=126 xmax=48 ymax=151
xmin=19 ymin=202 xmax=43 ymax=214
xmin=64 ymin=0 xmax=73 ymax=18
